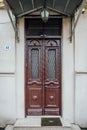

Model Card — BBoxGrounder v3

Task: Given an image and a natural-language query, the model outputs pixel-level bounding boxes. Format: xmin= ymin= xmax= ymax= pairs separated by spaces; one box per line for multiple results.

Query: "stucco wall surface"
xmin=0 ymin=9 xmax=87 ymax=128
xmin=0 ymin=9 xmax=16 ymax=126
xmin=75 ymin=10 xmax=87 ymax=127
xmin=62 ymin=18 xmax=74 ymax=123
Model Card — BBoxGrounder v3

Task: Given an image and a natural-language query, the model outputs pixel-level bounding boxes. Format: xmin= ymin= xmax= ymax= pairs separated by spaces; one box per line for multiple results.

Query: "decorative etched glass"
xmin=31 ymin=49 xmax=39 ymax=79
xmin=48 ymin=50 xmax=56 ymax=80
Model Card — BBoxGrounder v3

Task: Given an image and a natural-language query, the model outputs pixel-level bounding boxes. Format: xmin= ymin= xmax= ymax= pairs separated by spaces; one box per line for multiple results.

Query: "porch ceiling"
xmin=5 ymin=0 xmax=83 ymax=17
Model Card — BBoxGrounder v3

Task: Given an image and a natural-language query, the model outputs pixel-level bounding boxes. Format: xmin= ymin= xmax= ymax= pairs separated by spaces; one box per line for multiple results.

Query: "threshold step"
xmin=13 ymin=116 xmax=81 ymax=130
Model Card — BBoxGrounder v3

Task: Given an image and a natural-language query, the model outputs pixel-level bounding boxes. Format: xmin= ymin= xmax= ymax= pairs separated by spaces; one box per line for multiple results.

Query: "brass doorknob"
xmin=50 ymin=96 xmax=54 ymax=100
xmin=33 ymin=95 xmax=38 ymax=100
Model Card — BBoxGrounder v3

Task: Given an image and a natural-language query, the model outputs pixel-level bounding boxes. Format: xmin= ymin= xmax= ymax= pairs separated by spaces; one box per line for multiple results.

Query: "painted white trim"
xmin=62 ymin=18 xmax=74 ymax=123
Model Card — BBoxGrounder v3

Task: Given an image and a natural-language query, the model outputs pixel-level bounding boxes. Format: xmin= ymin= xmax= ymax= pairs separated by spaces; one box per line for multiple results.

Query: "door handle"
xmin=33 ymin=95 xmax=38 ymax=100
xmin=50 ymin=96 xmax=54 ymax=100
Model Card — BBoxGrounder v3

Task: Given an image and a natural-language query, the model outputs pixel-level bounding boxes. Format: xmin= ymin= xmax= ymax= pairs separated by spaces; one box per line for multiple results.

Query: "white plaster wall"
xmin=0 ymin=9 xmax=16 ymax=126
xmin=0 ymin=75 xmax=16 ymax=125
xmin=62 ymin=18 xmax=74 ymax=123
xmin=75 ymin=10 xmax=87 ymax=127
xmin=0 ymin=9 xmax=15 ymax=73
xmin=75 ymin=75 xmax=87 ymax=127
xmin=75 ymin=11 xmax=87 ymax=72
xmin=16 ymin=18 xmax=25 ymax=118
xmin=0 ymin=10 xmax=25 ymax=125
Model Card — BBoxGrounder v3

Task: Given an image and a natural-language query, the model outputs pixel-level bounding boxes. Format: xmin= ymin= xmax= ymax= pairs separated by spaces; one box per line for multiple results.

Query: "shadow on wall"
xmin=81 ymin=128 xmax=87 ymax=130
xmin=0 ymin=128 xmax=5 ymax=130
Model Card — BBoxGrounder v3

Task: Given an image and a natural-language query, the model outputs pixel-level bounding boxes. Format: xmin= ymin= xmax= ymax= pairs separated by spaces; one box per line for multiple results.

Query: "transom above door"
xmin=25 ymin=18 xmax=62 ymax=37
xmin=25 ymin=38 xmax=61 ymax=116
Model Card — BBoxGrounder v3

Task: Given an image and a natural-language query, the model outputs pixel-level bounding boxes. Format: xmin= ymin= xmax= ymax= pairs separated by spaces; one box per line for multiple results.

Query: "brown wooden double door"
xmin=25 ymin=38 xmax=61 ymax=116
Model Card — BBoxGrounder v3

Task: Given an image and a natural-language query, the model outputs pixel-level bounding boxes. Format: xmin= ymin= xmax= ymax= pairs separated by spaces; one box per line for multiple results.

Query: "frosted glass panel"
xmin=31 ymin=49 xmax=39 ymax=79
xmin=48 ymin=50 xmax=56 ymax=80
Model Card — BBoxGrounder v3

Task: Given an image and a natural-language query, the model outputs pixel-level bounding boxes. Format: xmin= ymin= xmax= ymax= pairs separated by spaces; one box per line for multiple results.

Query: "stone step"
xmin=5 ymin=124 xmax=81 ymax=130
xmin=5 ymin=116 xmax=81 ymax=130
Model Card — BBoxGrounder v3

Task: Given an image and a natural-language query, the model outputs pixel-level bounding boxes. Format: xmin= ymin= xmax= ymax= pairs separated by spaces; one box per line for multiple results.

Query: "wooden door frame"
xmin=24 ymin=36 xmax=62 ymax=117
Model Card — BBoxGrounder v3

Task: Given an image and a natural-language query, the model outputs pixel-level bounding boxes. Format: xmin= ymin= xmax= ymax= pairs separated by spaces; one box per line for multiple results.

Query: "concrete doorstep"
xmin=5 ymin=126 xmax=14 ymax=130
xmin=5 ymin=116 xmax=81 ymax=130
xmin=5 ymin=124 xmax=81 ymax=130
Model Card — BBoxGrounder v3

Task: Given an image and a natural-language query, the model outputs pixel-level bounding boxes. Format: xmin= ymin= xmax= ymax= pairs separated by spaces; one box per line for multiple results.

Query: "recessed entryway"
xmin=25 ymin=18 xmax=62 ymax=116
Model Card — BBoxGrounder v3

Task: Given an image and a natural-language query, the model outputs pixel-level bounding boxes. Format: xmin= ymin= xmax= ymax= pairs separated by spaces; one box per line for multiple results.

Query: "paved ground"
xmin=0 ymin=127 xmax=87 ymax=130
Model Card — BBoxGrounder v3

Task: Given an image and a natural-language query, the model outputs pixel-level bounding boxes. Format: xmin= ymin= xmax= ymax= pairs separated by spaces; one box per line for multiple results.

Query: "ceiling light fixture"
xmin=0 ymin=0 xmax=5 ymax=7
xmin=41 ymin=0 xmax=49 ymax=23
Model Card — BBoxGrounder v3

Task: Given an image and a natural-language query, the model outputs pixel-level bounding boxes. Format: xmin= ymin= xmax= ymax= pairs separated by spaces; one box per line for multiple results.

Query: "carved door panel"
xmin=44 ymin=40 xmax=61 ymax=115
xmin=26 ymin=40 xmax=43 ymax=115
xmin=25 ymin=39 xmax=61 ymax=116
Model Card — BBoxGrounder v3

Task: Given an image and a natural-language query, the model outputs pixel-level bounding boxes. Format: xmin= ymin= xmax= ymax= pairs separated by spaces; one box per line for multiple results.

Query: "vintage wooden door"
xmin=25 ymin=38 xmax=61 ymax=116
